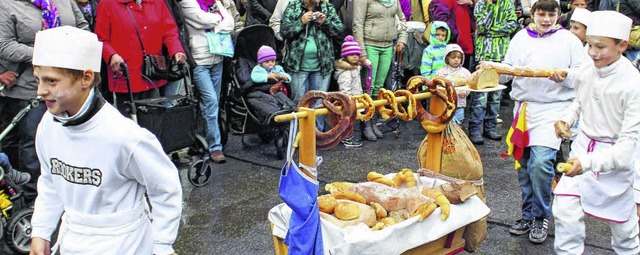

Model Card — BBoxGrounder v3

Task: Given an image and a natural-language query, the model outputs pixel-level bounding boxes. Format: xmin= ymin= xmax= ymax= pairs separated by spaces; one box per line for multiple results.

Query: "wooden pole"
xmin=298 ymin=107 xmax=317 ymax=180
xmin=426 ymin=96 xmax=445 ymax=173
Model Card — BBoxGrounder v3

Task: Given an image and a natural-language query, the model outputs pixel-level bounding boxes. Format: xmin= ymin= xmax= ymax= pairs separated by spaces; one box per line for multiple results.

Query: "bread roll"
xmin=367 ymin=171 xmax=395 ymax=187
xmin=370 ymin=202 xmax=388 ymax=219
xmin=318 ymin=195 xmax=338 ymax=214
xmin=320 ymin=200 xmax=377 ymax=228
xmin=334 ymin=202 xmax=361 ymax=220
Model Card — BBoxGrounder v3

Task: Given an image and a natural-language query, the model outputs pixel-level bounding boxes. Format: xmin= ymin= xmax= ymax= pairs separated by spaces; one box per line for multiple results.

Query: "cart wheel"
xmin=188 ymin=158 xmax=213 ymax=187
xmin=274 ymin=130 xmax=288 ymax=160
xmin=5 ymin=207 xmax=33 ymax=254
xmin=258 ymin=132 xmax=274 ymax=143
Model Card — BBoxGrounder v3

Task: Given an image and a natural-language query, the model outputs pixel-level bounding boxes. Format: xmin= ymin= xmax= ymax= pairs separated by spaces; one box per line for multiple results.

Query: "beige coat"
xmin=352 ymin=0 xmax=408 ymax=57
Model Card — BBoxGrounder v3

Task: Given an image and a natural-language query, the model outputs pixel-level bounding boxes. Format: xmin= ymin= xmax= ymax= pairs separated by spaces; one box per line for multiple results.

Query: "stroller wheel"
xmin=188 ymin=157 xmax=213 ymax=187
xmin=5 ymin=207 xmax=34 ymax=254
xmin=275 ymin=130 xmax=288 ymax=160
xmin=258 ymin=132 xmax=274 ymax=143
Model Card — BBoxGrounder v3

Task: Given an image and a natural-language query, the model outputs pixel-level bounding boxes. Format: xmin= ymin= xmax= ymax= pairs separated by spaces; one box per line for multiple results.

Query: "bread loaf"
xmin=334 ymin=202 xmax=361 ymax=220
xmin=320 ymin=200 xmax=377 ymax=228
xmin=318 ymin=195 xmax=338 ymax=214
xmin=467 ymin=69 xmax=499 ymax=90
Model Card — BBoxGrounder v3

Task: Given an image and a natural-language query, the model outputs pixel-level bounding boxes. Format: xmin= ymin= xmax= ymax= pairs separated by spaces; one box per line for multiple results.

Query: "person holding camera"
xmin=94 ymin=0 xmax=187 ymax=116
xmin=281 ymin=0 xmax=344 ymax=131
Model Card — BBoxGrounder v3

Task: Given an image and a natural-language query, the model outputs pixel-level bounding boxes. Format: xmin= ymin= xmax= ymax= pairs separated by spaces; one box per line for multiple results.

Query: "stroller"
xmin=119 ymin=64 xmax=212 ymax=187
xmin=220 ymin=24 xmax=295 ymax=159
xmin=0 ymin=85 xmax=40 ymax=254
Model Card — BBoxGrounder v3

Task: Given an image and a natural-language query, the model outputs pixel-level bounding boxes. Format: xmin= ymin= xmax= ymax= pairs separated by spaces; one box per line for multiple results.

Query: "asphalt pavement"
xmin=0 ymin=100 xmax=617 ymax=255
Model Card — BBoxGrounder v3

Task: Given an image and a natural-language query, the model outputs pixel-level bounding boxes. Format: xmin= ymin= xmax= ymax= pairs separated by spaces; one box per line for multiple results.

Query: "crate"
xmin=270 ymin=223 xmax=466 ymax=255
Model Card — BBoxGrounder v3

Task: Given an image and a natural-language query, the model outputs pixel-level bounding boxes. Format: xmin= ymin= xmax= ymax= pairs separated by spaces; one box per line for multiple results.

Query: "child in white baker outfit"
xmin=29 ymin=26 xmax=182 ymax=255
xmin=553 ymin=11 xmax=640 ymax=255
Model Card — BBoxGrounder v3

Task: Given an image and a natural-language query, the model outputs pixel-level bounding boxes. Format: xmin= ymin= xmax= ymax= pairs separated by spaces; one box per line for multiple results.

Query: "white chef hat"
xmin=32 ymin=26 xmax=102 ymax=72
xmin=530 ymin=0 xmax=560 ymax=8
xmin=586 ymin=11 xmax=633 ymax=41
xmin=570 ymin=8 xmax=591 ymax=27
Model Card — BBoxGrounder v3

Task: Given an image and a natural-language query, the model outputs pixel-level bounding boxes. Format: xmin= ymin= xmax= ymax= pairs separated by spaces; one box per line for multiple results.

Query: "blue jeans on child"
xmin=193 ymin=63 xmax=224 ymax=153
xmin=290 ymin=71 xmax=331 ymax=131
xmin=468 ymin=91 xmax=501 ymax=137
xmin=452 ymin=108 xmax=465 ymax=125
xmin=517 ymin=146 xmax=557 ymax=221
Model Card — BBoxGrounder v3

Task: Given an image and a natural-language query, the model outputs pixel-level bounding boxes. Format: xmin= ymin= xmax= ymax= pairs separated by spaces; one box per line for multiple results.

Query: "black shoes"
xmin=509 ymin=219 xmax=532 ymax=235
xmin=529 ymin=218 xmax=549 ymax=244
xmin=470 ymin=135 xmax=484 ymax=145
xmin=483 ymin=131 xmax=502 ymax=141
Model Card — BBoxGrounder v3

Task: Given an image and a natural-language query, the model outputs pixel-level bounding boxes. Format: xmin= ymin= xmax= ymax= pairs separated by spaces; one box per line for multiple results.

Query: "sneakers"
xmin=341 ymin=136 xmax=363 ymax=148
xmin=5 ymin=169 xmax=31 ymax=185
xmin=210 ymin=150 xmax=226 ymax=164
xmin=483 ymin=131 xmax=502 ymax=141
xmin=509 ymin=219 xmax=532 ymax=235
xmin=529 ymin=218 xmax=549 ymax=243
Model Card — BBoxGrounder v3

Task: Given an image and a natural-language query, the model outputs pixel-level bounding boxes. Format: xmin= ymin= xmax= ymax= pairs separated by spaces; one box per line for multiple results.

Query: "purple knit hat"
xmin=341 ymin=35 xmax=361 ymax=57
xmin=257 ymin=46 xmax=277 ymax=64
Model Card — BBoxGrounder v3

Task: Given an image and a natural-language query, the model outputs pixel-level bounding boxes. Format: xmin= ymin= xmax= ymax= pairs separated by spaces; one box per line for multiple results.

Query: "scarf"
xmin=53 ymin=88 xmax=101 ymax=126
xmin=525 ymin=23 xmax=562 ymax=38
xmin=30 ymin=0 xmax=61 ymax=29
xmin=197 ymin=0 xmax=216 ymax=12
xmin=501 ymin=102 xmax=529 ymax=170
xmin=378 ymin=0 xmax=395 ymax=8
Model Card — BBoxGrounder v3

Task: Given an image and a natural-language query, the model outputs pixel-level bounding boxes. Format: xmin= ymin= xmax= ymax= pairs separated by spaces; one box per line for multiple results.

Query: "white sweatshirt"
xmin=32 ymin=104 xmax=182 ymax=255
xmin=502 ymin=28 xmax=590 ymax=149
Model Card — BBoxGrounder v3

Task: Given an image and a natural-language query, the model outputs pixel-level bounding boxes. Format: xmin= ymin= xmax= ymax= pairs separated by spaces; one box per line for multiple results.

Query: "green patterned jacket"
xmin=473 ymin=0 xmax=518 ymax=62
xmin=281 ymin=0 xmax=344 ymax=75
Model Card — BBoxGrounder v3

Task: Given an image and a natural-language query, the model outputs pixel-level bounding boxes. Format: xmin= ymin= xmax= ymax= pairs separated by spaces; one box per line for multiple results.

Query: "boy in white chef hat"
xmin=569 ymin=8 xmax=590 ymax=46
xmin=30 ymin=26 xmax=182 ymax=255
xmin=553 ymin=11 xmax=640 ymax=255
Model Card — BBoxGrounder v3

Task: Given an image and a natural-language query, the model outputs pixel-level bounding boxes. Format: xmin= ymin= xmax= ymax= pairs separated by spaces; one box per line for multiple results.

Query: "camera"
xmin=311 ymin=13 xmax=320 ymax=21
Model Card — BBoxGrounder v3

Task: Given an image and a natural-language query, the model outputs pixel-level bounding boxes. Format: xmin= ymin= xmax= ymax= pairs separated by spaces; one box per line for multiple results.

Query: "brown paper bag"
xmin=417 ymin=123 xmax=483 ymax=180
xmin=417 ymin=123 xmax=487 ymax=251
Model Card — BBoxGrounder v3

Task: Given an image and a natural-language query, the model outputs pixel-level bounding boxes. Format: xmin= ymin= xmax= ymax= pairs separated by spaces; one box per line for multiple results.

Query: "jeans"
xmin=161 ymin=79 xmax=185 ymax=107
xmin=452 ymin=107 xmax=465 ymax=125
xmin=0 ymin=97 xmax=46 ymax=197
xmin=468 ymin=91 xmax=501 ymax=137
xmin=365 ymin=45 xmax=393 ymax=97
xmin=290 ymin=71 xmax=331 ymax=131
xmin=193 ymin=63 xmax=223 ymax=152
xmin=517 ymin=146 xmax=557 ymax=221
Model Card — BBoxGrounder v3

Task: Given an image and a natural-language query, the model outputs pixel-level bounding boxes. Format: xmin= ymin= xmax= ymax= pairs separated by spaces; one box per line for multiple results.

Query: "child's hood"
xmin=444 ymin=44 xmax=464 ymax=66
xmin=335 ymin=59 xmax=358 ymax=72
xmin=430 ymin=21 xmax=451 ymax=45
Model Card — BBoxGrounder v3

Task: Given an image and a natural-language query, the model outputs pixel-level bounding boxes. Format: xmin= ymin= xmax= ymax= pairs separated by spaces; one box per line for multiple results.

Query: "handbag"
xmin=206 ymin=31 xmax=234 ymax=58
xmin=127 ymin=7 xmax=182 ymax=81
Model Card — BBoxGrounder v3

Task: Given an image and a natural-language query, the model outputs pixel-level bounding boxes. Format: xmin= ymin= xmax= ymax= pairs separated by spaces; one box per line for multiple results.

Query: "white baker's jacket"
xmin=555 ymin=57 xmax=640 ymax=222
xmin=501 ymin=28 xmax=591 ymax=149
xmin=32 ymin=104 xmax=183 ymax=255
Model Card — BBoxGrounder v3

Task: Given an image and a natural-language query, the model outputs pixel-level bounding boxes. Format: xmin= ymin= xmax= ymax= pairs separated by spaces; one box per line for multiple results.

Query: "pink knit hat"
xmin=341 ymin=35 xmax=361 ymax=57
xmin=257 ymin=46 xmax=277 ymax=64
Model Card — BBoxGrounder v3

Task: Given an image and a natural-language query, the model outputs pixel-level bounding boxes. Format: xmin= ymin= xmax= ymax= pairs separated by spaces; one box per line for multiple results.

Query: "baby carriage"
xmin=119 ymin=64 xmax=213 ymax=187
xmin=220 ymin=24 xmax=295 ymax=159
xmin=0 ymin=86 xmax=40 ymax=254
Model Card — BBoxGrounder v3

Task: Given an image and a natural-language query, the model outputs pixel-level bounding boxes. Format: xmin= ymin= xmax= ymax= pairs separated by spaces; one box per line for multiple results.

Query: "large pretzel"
xmin=406 ymin=76 xmax=457 ymax=133
xmin=353 ymin=94 xmax=375 ymax=121
xmin=297 ymin=91 xmax=357 ymax=150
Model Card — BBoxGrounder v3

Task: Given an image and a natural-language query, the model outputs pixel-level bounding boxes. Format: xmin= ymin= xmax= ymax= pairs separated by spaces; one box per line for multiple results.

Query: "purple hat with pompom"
xmin=341 ymin=35 xmax=361 ymax=57
xmin=257 ymin=45 xmax=277 ymax=64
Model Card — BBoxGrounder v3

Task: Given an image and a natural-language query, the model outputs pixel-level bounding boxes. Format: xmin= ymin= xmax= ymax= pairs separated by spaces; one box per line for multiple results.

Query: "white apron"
xmin=554 ymin=132 xmax=635 ymax=223
xmin=53 ymin=202 xmax=153 ymax=255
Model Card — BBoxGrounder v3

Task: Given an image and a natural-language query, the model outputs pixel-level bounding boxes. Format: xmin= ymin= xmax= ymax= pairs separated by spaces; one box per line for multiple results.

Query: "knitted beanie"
xmin=341 ymin=35 xmax=361 ymax=57
xmin=257 ymin=46 xmax=277 ymax=64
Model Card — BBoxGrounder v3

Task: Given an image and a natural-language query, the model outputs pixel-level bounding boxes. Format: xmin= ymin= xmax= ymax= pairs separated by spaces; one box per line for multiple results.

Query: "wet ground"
xmin=1 ymin=100 xmax=616 ymax=254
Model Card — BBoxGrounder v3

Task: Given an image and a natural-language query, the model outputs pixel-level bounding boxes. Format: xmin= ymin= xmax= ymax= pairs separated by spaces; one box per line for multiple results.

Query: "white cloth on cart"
xmin=268 ymin=176 xmax=490 ymax=255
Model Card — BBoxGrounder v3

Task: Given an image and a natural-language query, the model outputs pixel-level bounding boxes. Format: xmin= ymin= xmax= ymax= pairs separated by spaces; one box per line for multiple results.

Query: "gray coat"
xmin=0 ymin=0 xmax=88 ymax=100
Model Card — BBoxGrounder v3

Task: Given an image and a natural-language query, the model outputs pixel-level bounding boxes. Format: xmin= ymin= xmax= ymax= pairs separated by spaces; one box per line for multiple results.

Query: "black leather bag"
xmin=128 ymin=7 xmax=184 ymax=81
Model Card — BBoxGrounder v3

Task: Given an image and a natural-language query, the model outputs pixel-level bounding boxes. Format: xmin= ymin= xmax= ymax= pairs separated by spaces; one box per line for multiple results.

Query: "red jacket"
xmin=95 ymin=0 xmax=184 ymax=93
